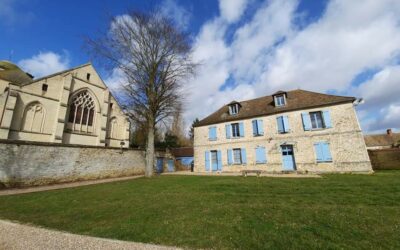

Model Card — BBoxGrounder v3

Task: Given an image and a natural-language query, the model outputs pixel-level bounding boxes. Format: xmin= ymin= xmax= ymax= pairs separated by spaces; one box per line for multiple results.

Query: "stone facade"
xmin=0 ymin=61 xmax=129 ymax=147
xmin=194 ymin=101 xmax=372 ymax=173
xmin=0 ymin=140 xmax=170 ymax=187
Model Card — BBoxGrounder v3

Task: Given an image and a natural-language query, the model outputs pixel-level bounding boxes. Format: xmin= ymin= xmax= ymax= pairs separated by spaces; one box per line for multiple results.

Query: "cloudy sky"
xmin=1 ymin=0 xmax=400 ymax=134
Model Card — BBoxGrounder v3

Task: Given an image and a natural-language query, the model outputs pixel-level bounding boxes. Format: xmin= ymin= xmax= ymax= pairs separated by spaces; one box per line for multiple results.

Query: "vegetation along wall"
xmin=368 ymin=148 xmax=400 ymax=170
xmin=0 ymin=140 xmax=156 ymax=188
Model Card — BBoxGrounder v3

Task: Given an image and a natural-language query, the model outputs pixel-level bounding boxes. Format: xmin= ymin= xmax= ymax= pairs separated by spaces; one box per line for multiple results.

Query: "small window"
xmin=252 ymin=119 xmax=264 ymax=136
xmin=275 ymin=95 xmax=286 ymax=106
xmin=229 ymin=103 xmax=239 ymax=115
xmin=231 ymin=123 xmax=240 ymax=137
xmin=233 ymin=148 xmax=242 ymax=164
xmin=86 ymin=73 xmax=91 ymax=81
xmin=211 ymin=150 xmax=218 ymax=166
xmin=310 ymin=111 xmax=324 ymax=129
xmin=109 ymin=103 xmax=113 ymax=108
xmin=42 ymin=84 xmax=48 ymax=91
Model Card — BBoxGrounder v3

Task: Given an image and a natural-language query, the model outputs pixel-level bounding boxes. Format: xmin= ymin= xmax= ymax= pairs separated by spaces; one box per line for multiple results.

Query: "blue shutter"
xmin=277 ymin=116 xmax=284 ymax=133
xmin=217 ymin=150 xmax=222 ymax=170
xmin=257 ymin=120 xmax=264 ymax=135
xmin=205 ymin=151 xmax=210 ymax=171
xmin=252 ymin=120 xmax=257 ymax=136
xmin=256 ymin=146 xmax=266 ymax=164
xmin=283 ymin=115 xmax=290 ymax=132
xmin=314 ymin=143 xmax=323 ymax=162
xmin=227 ymin=149 xmax=233 ymax=165
xmin=239 ymin=122 xmax=245 ymax=137
xmin=323 ymin=110 xmax=332 ymax=128
xmin=322 ymin=143 xmax=332 ymax=161
xmin=301 ymin=113 xmax=311 ymax=131
xmin=241 ymin=148 xmax=247 ymax=164
xmin=225 ymin=124 xmax=231 ymax=139
xmin=208 ymin=127 xmax=217 ymax=140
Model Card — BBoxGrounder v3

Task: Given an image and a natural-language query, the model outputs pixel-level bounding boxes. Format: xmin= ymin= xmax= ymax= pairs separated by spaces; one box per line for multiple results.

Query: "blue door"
xmin=167 ymin=159 xmax=174 ymax=172
xmin=281 ymin=145 xmax=296 ymax=171
xmin=156 ymin=158 xmax=164 ymax=173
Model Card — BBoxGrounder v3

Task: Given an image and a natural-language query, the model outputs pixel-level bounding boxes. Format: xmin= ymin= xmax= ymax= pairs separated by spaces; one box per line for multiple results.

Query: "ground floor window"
xmin=233 ymin=148 xmax=242 ymax=164
xmin=211 ymin=150 xmax=218 ymax=166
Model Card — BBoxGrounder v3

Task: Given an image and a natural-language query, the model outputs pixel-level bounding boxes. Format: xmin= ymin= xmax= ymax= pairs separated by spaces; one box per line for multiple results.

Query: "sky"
xmin=1 ymin=0 xmax=400 ymax=135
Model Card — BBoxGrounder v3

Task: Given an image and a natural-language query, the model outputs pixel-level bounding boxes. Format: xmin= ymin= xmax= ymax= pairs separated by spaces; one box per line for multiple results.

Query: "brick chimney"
xmin=387 ymin=128 xmax=392 ymax=136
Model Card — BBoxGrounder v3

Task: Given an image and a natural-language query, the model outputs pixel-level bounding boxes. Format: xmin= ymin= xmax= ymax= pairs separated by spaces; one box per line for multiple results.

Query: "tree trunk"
xmin=145 ymin=120 xmax=155 ymax=177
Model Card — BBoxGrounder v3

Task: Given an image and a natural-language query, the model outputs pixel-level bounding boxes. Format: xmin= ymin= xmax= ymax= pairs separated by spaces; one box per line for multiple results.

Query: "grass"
xmin=0 ymin=171 xmax=400 ymax=249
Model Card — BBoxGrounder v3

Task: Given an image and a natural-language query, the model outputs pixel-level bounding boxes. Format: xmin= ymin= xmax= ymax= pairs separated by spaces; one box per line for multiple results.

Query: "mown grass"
xmin=0 ymin=171 xmax=400 ymax=249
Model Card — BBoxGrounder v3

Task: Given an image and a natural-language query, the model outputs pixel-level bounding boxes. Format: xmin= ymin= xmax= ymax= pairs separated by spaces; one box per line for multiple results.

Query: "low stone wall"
xmin=0 ymin=140 xmax=163 ymax=188
xmin=368 ymin=148 xmax=400 ymax=170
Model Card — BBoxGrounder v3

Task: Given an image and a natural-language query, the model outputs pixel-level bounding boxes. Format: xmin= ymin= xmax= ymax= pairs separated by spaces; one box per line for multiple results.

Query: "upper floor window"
xmin=208 ymin=126 xmax=217 ymax=141
xmin=274 ymin=95 xmax=286 ymax=107
xmin=68 ymin=90 xmax=96 ymax=133
xmin=302 ymin=110 xmax=332 ymax=131
xmin=277 ymin=115 xmax=290 ymax=133
xmin=86 ymin=73 xmax=91 ymax=81
xmin=252 ymin=119 xmax=264 ymax=136
xmin=231 ymin=123 xmax=240 ymax=137
xmin=225 ymin=122 xmax=245 ymax=138
xmin=228 ymin=103 xmax=240 ymax=115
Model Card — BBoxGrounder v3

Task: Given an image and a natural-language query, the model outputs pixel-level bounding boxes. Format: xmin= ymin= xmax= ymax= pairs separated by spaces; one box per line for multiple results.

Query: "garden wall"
xmin=368 ymin=148 xmax=400 ymax=170
xmin=0 ymin=140 xmax=165 ymax=188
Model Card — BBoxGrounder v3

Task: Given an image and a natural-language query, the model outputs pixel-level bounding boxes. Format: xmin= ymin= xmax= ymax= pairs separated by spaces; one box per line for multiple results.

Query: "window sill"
xmin=253 ymin=134 xmax=264 ymax=137
xmin=316 ymin=160 xmax=333 ymax=163
xmin=208 ymin=139 xmax=217 ymax=141
xmin=256 ymin=162 xmax=267 ymax=164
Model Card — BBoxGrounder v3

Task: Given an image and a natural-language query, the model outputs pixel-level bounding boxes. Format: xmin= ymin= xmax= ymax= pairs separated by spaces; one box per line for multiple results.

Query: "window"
xmin=229 ymin=103 xmax=239 ymax=115
xmin=86 ymin=73 xmax=91 ymax=81
xmin=227 ymin=148 xmax=247 ymax=165
xmin=314 ymin=142 xmax=333 ymax=162
xmin=302 ymin=110 xmax=332 ymax=131
xmin=255 ymin=146 xmax=267 ymax=164
xmin=68 ymin=90 xmax=96 ymax=133
xmin=275 ymin=95 xmax=286 ymax=106
xmin=211 ymin=150 xmax=218 ymax=166
xmin=252 ymin=119 xmax=264 ymax=136
xmin=233 ymin=149 xmax=242 ymax=164
xmin=277 ymin=116 xmax=290 ymax=133
xmin=42 ymin=84 xmax=48 ymax=91
xmin=231 ymin=123 xmax=240 ymax=137
xmin=208 ymin=126 xmax=217 ymax=141
xmin=310 ymin=111 xmax=324 ymax=129
xmin=22 ymin=102 xmax=46 ymax=133
xmin=108 ymin=117 xmax=118 ymax=138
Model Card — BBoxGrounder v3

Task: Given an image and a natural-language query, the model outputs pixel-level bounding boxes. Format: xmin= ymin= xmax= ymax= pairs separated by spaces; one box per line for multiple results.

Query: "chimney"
xmin=387 ymin=129 xmax=392 ymax=136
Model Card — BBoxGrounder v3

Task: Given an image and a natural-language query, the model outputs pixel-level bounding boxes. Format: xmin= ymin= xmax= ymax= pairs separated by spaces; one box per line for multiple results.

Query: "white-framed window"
xmin=274 ymin=95 xmax=286 ymax=107
xmin=229 ymin=103 xmax=239 ymax=115
xmin=231 ymin=123 xmax=240 ymax=137
xmin=233 ymin=148 xmax=242 ymax=164
xmin=310 ymin=111 xmax=324 ymax=129
xmin=211 ymin=150 xmax=218 ymax=166
xmin=301 ymin=110 xmax=332 ymax=131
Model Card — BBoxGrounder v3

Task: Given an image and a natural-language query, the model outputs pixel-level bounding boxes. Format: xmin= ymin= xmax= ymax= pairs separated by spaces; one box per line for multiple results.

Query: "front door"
xmin=167 ymin=159 xmax=174 ymax=172
xmin=156 ymin=157 xmax=164 ymax=173
xmin=281 ymin=145 xmax=296 ymax=171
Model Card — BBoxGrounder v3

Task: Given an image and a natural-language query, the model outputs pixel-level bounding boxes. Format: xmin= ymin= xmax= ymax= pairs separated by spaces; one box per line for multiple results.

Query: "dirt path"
xmin=0 ymin=220 xmax=180 ymax=250
xmin=0 ymin=175 xmax=144 ymax=196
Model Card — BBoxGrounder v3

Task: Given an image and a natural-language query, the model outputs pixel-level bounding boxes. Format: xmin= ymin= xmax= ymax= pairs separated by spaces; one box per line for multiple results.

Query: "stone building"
xmin=0 ymin=61 xmax=129 ymax=147
xmin=193 ymin=89 xmax=372 ymax=173
xmin=364 ymin=129 xmax=400 ymax=150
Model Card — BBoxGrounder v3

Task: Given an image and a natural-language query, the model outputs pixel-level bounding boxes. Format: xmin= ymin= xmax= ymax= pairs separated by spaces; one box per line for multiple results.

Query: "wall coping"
xmin=0 ymin=139 xmax=166 ymax=152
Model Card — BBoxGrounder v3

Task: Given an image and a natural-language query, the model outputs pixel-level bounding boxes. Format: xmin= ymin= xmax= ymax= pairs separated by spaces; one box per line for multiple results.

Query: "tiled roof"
xmin=364 ymin=133 xmax=400 ymax=147
xmin=195 ymin=89 xmax=356 ymax=127
xmin=170 ymin=147 xmax=194 ymax=157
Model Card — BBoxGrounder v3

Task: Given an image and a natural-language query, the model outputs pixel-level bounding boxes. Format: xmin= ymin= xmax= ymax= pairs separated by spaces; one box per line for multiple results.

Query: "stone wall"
xmin=194 ymin=103 xmax=372 ymax=173
xmin=0 ymin=140 xmax=165 ymax=188
xmin=368 ymin=148 xmax=400 ymax=170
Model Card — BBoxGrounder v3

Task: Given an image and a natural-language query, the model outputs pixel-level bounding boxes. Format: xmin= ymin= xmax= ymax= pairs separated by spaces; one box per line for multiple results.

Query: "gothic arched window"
xmin=22 ymin=102 xmax=46 ymax=133
xmin=68 ymin=90 xmax=96 ymax=133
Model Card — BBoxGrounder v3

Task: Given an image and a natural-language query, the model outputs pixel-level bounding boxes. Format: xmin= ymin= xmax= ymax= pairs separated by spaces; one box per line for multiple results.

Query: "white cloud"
xmin=104 ymin=67 xmax=126 ymax=94
xmin=219 ymin=0 xmax=250 ymax=23
xmin=160 ymin=0 xmax=192 ymax=30
xmin=18 ymin=51 xmax=70 ymax=78
xmin=185 ymin=0 xmax=400 ymax=133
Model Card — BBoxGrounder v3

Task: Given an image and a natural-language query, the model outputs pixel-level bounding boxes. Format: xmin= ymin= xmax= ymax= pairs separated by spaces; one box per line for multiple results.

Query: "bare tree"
xmin=86 ymin=11 xmax=196 ymax=177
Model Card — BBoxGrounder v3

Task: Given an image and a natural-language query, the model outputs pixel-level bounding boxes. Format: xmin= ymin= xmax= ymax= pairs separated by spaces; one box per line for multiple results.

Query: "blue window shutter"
xmin=227 ymin=149 xmax=233 ymax=165
xmin=213 ymin=127 xmax=217 ymax=140
xmin=205 ymin=151 xmax=210 ymax=171
xmin=314 ymin=143 xmax=323 ymax=162
xmin=322 ymin=143 xmax=332 ymax=161
xmin=301 ymin=113 xmax=311 ymax=131
xmin=323 ymin=110 xmax=332 ymax=128
xmin=283 ymin=116 xmax=290 ymax=132
xmin=209 ymin=127 xmax=216 ymax=140
xmin=217 ymin=150 xmax=222 ymax=170
xmin=256 ymin=147 xmax=266 ymax=163
xmin=241 ymin=148 xmax=247 ymax=164
xmin=239 ymin=122 xmax=245 ymax=137
xmin=277 ymin=116 xmax=284 ymax=133
xmin=252 ymin=120 xmax=257 ymax=136
xmin=258 ymin=120 xmax=264 ymax=135
xmin=225 ymin=124 xmax=231 ymax=139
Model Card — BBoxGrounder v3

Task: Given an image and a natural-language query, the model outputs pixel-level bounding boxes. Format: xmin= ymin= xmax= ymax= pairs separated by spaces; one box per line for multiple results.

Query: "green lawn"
xmin=1 ymin=171 xmax=400 ymax=249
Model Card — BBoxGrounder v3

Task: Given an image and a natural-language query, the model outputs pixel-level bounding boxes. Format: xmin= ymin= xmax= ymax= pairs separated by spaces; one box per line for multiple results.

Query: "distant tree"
xmin=189 ymin=118 xmax=199 ymax=142
xmin=86 ymin=11 xmax=197 ymax=177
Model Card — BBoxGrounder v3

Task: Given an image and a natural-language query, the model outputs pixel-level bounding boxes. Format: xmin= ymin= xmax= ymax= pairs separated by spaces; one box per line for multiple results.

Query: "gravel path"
xmin=0 ymin=220 xmax=181 ymax=250
xmin=0 ymin=175 xmax=144 ymax=196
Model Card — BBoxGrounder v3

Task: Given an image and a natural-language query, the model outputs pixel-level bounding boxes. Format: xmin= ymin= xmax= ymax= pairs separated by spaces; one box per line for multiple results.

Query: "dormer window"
xmin=273 ymin=91 xmax=287 ymax=107
xmin=228 ymin=103 xmax=240 ymax=115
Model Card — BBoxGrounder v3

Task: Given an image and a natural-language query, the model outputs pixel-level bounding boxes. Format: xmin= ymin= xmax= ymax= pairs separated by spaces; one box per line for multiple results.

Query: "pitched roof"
xmin=195 ymin=89 xmax=356 ymax=127
xmin=364 ymin=133 xmax=400 ymax=147
xmin=170 ymin=147 xmax=194 ymax=157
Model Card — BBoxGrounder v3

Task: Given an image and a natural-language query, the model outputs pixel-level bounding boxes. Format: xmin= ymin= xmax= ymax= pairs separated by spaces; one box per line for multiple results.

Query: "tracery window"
xmin=22 ymin=102 xmax=45 ymax=133
xmin=68 ymin=90 xmax=96 ymax=133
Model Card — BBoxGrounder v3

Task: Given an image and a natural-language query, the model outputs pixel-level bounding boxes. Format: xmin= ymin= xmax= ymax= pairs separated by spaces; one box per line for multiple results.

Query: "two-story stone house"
xmin=193 ymin=89 xmax=372 ymax=173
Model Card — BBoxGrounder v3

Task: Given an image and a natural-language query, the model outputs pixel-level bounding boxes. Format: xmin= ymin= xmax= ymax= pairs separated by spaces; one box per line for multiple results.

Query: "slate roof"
xmin=195 ymin=89 xmax=356 ymax=127
xmin=364 ymin=133 xmax=400 ymax=147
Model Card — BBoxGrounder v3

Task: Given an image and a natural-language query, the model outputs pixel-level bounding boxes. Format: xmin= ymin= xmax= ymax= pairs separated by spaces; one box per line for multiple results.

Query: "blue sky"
xmin=1 ymin=0 xmax=400 ymax=134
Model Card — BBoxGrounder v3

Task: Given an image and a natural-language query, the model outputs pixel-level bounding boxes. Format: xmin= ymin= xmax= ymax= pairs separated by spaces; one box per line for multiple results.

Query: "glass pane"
xmin=233 ymin=149 xmax=241 ymax=163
